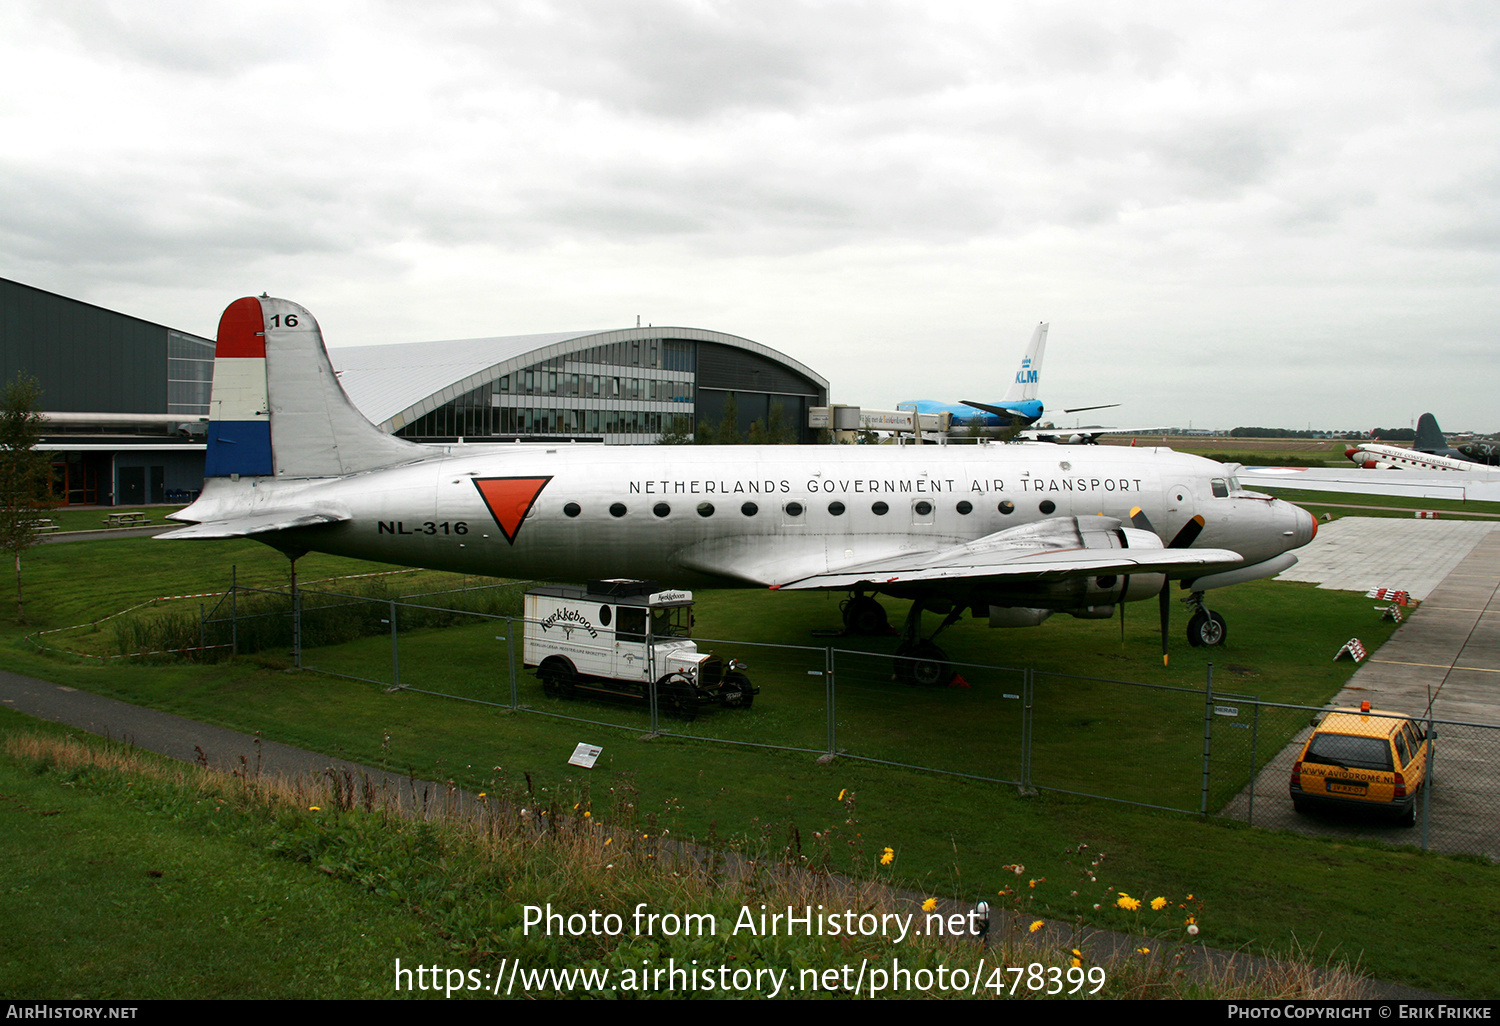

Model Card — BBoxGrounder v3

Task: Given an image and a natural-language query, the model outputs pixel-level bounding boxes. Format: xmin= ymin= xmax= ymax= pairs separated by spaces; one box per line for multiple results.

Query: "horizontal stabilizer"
xmin=156 ymin=509 xmax=349 ymax=540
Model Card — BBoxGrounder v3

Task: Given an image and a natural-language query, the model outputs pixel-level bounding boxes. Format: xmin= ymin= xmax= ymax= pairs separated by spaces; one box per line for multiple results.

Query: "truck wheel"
xmin=657 ymin=675 xmax=698 ymax=722
xmin=540 ymin=660 xmax=576 ymax=698
xmin=721 ymin=671 xmax=754 ymax=709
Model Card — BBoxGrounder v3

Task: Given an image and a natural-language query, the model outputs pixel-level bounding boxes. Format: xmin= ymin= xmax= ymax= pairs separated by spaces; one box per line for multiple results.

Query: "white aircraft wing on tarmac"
xmin=163 ymin=296 xmax=1317 ymax=680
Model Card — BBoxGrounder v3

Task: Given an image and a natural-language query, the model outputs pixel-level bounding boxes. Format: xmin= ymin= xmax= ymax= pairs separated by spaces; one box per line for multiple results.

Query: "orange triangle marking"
xmin=474 ymin=477 xmax=552 ymax=543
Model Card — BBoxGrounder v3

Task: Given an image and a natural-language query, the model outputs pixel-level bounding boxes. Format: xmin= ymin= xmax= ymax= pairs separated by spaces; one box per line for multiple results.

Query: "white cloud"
xmin=1 ymin=0 xmax=1497 ymax=429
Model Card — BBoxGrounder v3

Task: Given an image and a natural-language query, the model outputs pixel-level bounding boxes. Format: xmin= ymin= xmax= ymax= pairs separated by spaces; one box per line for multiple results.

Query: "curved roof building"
xmin=330 ymin=326 xmax=829 ymax=445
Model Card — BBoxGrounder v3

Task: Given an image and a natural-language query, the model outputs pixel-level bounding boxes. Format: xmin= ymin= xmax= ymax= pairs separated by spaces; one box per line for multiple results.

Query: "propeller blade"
xmin=1129 ymin=506 xmax=1154 ymax=534
xmin=1160 ymin=587 xmax=1171 ymax=667
xmin=1168 ymin=515 xmax=1205 ymax=549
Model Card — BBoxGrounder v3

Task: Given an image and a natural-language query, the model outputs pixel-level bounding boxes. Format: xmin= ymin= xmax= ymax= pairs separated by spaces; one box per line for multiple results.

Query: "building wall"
xmin=0 ymin=277 xmax=169 ymax=413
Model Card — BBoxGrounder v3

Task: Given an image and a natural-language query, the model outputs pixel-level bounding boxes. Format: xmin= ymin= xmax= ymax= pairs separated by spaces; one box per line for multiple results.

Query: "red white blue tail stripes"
xmin=205 ymin=297 xmax=273 ymax=477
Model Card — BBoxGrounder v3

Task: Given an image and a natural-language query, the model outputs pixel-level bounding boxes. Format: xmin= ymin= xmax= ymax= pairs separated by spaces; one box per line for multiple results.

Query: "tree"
xmin=700 ymin=393 xmax=740 ymax=445
xmin=656 ymin=414 xmax=694 ymax=444
xmin=0 ymin=375 xmax=54 ymax=621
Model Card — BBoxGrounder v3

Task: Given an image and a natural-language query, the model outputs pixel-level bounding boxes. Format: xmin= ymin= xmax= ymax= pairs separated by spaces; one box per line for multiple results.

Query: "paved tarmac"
xmin=1274 ymin=515 xmax=1500 ymax=600
xmin=1233 ymin=518 xmax=1500 ymax=859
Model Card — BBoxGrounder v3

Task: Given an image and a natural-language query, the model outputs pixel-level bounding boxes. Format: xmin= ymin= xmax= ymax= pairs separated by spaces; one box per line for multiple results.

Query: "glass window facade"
xmin=167 ymin=331 xmax=215 ymax=416
xmin=391 ymin=331 xmax=823 ymax=444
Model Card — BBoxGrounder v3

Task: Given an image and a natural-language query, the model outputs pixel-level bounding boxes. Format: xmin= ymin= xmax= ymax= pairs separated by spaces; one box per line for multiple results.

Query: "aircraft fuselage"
xmin=182 ymin=442 xmax=1307 ymax=593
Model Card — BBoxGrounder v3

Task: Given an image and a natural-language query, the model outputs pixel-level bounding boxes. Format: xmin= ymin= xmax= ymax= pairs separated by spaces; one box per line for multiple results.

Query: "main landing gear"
xmin=893 ymin=599 xmax=963 ymax=687
xmin=841 ymin=589 xmax=890 ymax=636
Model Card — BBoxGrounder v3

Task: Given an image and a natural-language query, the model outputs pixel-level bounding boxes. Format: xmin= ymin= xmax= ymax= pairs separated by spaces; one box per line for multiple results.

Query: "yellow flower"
xmin=838 ymin=789 xmax=846 ymax=801
xmin=921 ymin=898 xmax=937 ymax=912
xmin=478 ymin=792 xmax=486 ymax=798
xmin=1116 ymin=895 xmax=1141 ymax=911
xmin=584 ymin=811 xmax=591 ymax=818
xmin=308 ymin=806 xmax=320 ymax=811
xmin=1070 ymin=957 xmax=1081 ymax=968
xmin=880 ymin=847 xmax=894 ymax=866
xmin=1029 ymin=920 xmax=1044 ymax=933
xmin=1150 ymin=896 xmax=1167 ymax=911
xmin=1185 ymin=915 xmax=1196 ymax=926
xmin=1137 ymin=946 xmax=1151 ymax=955
xmin=1072 ymin=949 xmax=1083 ymax=959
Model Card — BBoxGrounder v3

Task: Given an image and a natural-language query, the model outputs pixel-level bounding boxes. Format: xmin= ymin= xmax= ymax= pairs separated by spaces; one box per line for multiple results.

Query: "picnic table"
xmin=103 ymin=511 xmax=151 ymax=527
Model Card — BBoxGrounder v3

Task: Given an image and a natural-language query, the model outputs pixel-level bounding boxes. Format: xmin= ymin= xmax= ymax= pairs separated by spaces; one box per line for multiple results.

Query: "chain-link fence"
xmin=185 ymin=580 xmax=1499 ymax=862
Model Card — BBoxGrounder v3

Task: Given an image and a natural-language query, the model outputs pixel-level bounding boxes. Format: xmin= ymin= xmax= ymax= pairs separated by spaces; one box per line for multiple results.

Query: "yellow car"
xmin=1289 ymin=702 xmax=1430 ymax=826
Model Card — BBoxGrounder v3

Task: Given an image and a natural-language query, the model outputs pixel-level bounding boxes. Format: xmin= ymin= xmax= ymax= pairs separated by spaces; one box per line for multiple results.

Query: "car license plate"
xmin=1328 ymin=780 xmax=1367 ymax=795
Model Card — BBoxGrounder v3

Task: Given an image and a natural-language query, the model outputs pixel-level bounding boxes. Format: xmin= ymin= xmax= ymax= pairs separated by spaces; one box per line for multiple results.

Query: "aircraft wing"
xmin=156 ymin=509 xmax=350 ymax=540
xmin=676 ymin=516 xmax=1243 ymax=591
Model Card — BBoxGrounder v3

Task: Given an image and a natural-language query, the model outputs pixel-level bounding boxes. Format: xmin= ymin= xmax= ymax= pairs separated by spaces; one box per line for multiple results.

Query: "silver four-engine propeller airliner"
xmin=163 ymin=297 xmax=1317 ymax=683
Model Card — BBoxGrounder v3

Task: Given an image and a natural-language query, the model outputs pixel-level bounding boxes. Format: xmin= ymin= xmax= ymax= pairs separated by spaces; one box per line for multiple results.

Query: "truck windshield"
xmin=652 ymin=605 xmax=692 ymax=638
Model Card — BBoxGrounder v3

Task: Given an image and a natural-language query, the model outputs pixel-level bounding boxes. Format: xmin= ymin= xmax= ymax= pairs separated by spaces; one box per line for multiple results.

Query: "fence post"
xmin=390 ymin=598 xmax=400 ymax=689
xmin=825 ymin=647 xmax=836 ymax=759
xmin=1020 ymin=668 xmax=1034 ymax=794
xmin=291 ymin=575 xmax=302 ymax=669
xmin=1200 ymin=663 xmax=1214 ymax=817
xmin=1247 ymin=694 xmax=1261 ymax=827
xmin=199 ymin=603 xmax=205 ymax=654
xmin=230 ymin=565 xmax=238 ymax=657
xmin=506 ymin=618 xmax=518 ymax=710
xmin=1421 ymin=713 xmax=1436 ymax=852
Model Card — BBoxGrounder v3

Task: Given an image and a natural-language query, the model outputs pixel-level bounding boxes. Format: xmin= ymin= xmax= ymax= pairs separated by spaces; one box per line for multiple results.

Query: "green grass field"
xmin=1 ymin=527 xmax=1497 ymax=997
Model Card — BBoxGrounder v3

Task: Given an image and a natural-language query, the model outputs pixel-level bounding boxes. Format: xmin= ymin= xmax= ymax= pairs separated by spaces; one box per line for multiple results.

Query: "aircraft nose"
xmin=1292 ymin=503 xmax=1317 ymax=547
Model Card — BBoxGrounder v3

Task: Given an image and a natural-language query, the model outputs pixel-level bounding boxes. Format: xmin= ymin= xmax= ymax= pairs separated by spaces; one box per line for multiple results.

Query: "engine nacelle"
xmin=976 ymin=517 xmax=1168 ymax=621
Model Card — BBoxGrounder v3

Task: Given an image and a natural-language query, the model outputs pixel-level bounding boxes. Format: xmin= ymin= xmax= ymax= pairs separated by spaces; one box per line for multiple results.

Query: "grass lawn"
xmin=1 ymin=526 xmax=1496 ymax=998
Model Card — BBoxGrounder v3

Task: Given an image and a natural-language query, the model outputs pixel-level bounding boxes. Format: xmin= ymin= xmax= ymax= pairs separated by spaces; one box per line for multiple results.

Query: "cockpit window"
xmin=1211 ymin=479 xmax=1229 ymax=498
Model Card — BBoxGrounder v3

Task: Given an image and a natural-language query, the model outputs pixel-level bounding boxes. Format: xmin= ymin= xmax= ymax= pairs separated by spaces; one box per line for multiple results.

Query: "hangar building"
xmin=0 ymin=278 xmax=831 ymax=504
xmin=331 ymin=328 xmax=828 ymax=446
xmin=0 ymin=276 xmax=213 ymax=506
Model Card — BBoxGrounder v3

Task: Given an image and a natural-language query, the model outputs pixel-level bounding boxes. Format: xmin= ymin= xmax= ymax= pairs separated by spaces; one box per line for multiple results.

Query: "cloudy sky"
xmin=3 ymin=1 xmax=1497 ymax=431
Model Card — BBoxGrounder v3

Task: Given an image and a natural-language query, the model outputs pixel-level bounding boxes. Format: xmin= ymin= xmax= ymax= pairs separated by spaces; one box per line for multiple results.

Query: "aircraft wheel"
xmin=720 ymin=671 xmax=754 ymax=709
xmin=1186 ymin=610 xmax=1227 ymax=648
xmin=896 ymin=640 xmax=952 ymax=687
xmin=539 ymin=660 xmax=576 ymax=698
xmin=843 ymin=596 xmax=889 ymax=636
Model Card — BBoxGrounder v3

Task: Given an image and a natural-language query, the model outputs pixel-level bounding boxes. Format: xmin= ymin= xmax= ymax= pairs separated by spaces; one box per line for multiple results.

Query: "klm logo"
xmin=1015 ymin=370 xmax=1038 ymax=384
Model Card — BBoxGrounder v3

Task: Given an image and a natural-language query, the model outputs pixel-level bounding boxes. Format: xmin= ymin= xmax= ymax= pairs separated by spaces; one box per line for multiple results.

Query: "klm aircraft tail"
xmin=204 ymin=296 xmax=421 ymax=480
xmin=999 ymin=322 xmax=1048 ymax=404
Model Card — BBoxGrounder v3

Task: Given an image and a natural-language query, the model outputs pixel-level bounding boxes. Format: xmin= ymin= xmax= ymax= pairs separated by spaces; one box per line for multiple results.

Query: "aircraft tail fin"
xmin=205 ymin=297 xmax=422 ymax=479
xmin=1414 ymin=413 xmax=1449 ymax=455
xmin=999 ymin=322 xmax=1048 ymax=404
